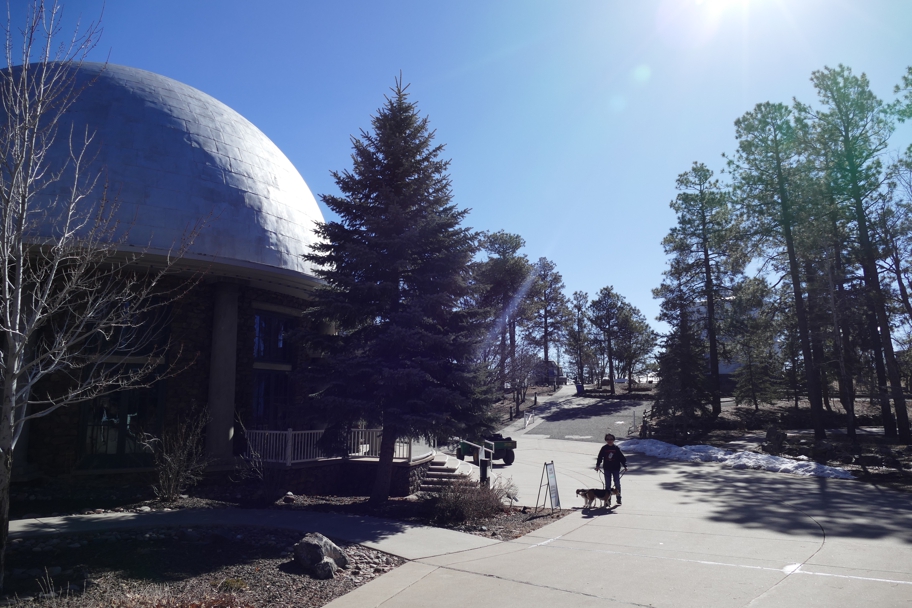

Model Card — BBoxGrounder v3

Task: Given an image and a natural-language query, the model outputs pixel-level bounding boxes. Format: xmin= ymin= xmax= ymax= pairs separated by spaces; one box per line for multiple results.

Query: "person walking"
xmin=595 ymin=433 xmax=627 ymax=504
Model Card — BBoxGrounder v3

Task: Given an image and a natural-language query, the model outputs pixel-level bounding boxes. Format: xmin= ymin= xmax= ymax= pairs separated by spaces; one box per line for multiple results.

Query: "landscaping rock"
xmin=764 ymin=425 xmax=787 ymax=454
xmin=293 ymin=533 xmax=349 ymax=579
xmin=855 ymin=454 xmax=883 ymax=467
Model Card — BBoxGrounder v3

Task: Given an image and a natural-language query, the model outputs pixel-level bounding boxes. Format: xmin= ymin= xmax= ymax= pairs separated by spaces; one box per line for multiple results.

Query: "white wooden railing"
xmin=245 ymin=428 xmax=434 ymax=466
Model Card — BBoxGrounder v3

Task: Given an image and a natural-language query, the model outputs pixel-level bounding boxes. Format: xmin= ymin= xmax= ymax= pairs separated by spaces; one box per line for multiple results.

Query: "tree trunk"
xmin=748 ymin=352 xmax=759 ymax=410
xmin=845 ymin=149 xmax=911 ymax=442
xmin=868 ymin=315 xmax=896 ymax=437
xmin=510 ymin=318 xmax=520 ymax=412
xmin=803 ymin=261 xmax=831 ymax=413
xmin=369 ymin=424 xmax=398 ymax=505
xmin=782 ymin=221 xmax=825 ymax=438
xmin=701 ymin=214 xmax=721 ymax=416
xmin=827 ymin=249 xmax=856 ymax=442
xmin=889 ymin=243 xmax=912 ymax=321
xmin=856 ymin=232 xmax=910 ymax=441
xmin=769 ymin=137 xmax=825 ymax=438
xmin=787 ymin=337 xmax=801 ymax=409
xmin=607 ymin=328 xmax=615 ymax=396
xmin=499 ymin=309 xmax=507 ymax=388
xmin=542 ymin=308 xmax=550 ymax=366
xmin=0 ymin=442 xmax=10 ymax=591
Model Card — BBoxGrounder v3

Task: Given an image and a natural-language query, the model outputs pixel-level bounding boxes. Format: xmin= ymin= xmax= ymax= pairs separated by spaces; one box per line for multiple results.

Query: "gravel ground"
xmin=6 ymin=494 xmax=569 ymax=606
xmin=4 ymin=525 xmax=403 ymax=607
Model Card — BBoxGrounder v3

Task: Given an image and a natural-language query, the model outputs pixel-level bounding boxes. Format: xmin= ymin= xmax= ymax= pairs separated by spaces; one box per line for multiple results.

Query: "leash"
xmin=597 ymin=467 xmax=627 ymax=490
xmin=595 ymin=467 xmax=627 ymax=489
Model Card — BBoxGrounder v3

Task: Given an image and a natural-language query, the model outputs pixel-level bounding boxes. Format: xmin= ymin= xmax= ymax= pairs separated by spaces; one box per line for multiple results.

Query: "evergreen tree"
xmin=798 ymin=65 xmax=910 ymax=442
xmin=652 ymin=280 xmax=709 ymax=438
xmin=613 ymin=303 xmax=657 ymax=392
xmin=475 ymin=231 xmax=533 ymax=415
xmin=524 ymin=257 xmax=569 ymax=373
xmin=565 ymin=291 xmax=591 ymax=383
xmin=661 ymin=161 xmax=746 ymax=415
xmin=725 ymin=279 xmax=781 ymax=409
xmin=589 ymin=286 xmax=623 ymax=393
xmin=304 ymin=78 xmax=490 ymax=503
xmin=728 ymin=101 xmax=827 ymax=439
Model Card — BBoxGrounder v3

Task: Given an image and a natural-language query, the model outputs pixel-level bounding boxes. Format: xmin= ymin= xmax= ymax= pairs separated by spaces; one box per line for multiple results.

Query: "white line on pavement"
xmin=525 ymin=539 xmax=912 ymax=586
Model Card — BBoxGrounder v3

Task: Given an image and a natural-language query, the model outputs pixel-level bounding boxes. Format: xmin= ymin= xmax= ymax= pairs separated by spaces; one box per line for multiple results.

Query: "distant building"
xmin=532 ymin=360 xmax=563 ymax=386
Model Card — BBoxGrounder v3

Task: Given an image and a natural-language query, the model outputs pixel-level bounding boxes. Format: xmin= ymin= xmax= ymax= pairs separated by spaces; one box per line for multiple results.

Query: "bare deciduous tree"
xmin=0 ymin=1 xmax=202 ymax=589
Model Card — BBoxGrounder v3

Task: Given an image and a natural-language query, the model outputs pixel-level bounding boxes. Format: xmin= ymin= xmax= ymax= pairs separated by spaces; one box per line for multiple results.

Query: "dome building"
xmin=17 ymin=63 xmax=328 ymax=476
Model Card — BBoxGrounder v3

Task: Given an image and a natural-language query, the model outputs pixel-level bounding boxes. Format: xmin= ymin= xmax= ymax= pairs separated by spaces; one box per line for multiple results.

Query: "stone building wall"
xmin=278 ymin=457 xmax=431 ymax=497
xmin=25 ymin=280 xmax=215 ymax=476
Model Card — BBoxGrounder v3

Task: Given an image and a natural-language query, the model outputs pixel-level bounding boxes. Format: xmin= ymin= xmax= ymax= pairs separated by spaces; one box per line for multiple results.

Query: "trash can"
xmin=575 ymin=383 xmax=585 ymax=395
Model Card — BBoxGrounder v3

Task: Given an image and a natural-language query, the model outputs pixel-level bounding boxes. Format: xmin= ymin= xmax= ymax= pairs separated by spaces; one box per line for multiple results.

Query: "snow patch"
xmin=618 ymin=438 xmax=854 ymax=479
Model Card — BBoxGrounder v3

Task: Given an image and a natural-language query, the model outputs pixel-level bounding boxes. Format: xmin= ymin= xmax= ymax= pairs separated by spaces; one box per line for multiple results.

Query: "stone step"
xmin=424 ymin=470 xmax=462 ymax=479
xmin=418 ymin=452 xmax=479 ymax=493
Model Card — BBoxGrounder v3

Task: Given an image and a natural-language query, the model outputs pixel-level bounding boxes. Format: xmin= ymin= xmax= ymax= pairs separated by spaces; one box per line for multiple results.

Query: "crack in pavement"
xmin=432 ymin=562 xmax=657 ymax=607
xmin=743 ymin=502 xmax=828 ymax=607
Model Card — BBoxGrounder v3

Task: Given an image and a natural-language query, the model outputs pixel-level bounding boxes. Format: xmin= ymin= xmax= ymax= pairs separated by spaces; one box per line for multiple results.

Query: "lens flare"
xmin=655 ymin=0 xmax=752 ymax=49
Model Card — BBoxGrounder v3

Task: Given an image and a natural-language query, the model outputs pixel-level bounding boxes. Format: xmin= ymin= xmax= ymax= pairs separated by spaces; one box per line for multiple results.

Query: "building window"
xmin=252 ymin=310 xmax=295 ymax=429
xmin=252 ymin=370 xmax=289 ymax=429
xmin=79 ymin=384 xmax=162 ymax=469
xmin=253 ymin=311 xmax=293 ymax=363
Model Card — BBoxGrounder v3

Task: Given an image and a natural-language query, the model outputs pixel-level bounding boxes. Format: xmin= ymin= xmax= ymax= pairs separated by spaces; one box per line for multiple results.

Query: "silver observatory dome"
xmin=32 ymin=62 xmax=323 ymax=279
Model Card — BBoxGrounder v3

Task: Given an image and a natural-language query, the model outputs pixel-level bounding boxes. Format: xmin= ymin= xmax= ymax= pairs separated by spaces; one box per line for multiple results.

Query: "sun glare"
xmin=695 ymin=0 xmax=751 ymax=20
xmin=656 ymin=0 xmax=753 ymax=49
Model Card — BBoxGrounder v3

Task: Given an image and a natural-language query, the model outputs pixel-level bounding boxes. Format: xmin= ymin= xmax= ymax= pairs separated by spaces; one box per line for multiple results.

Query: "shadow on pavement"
xmin=541 ymin=398 xmax=645 ymax=423
xmin=12 ymin=508 xmax=421 ymax=547
xmin=626 ymin=455 xmax=912 ymax=544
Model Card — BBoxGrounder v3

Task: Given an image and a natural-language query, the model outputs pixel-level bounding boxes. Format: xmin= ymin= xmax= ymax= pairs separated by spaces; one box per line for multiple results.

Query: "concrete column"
xmin=206 ymin=282 xmax=240 ymax=461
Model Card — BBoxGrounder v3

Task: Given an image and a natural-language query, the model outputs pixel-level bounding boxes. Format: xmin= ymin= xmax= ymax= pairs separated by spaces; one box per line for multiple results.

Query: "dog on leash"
xmin=576 ymin=488 xmax=619 ymax=509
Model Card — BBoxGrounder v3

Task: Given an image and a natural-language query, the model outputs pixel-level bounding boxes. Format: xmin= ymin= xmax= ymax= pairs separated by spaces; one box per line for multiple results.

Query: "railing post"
xmin=286 ymin=428 xmax=293 ymax=466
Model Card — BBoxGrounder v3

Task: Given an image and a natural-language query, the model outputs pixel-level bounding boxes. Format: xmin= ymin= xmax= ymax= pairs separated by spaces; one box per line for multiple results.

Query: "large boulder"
xmin=293 ymin=533 xmax=349 ymax=579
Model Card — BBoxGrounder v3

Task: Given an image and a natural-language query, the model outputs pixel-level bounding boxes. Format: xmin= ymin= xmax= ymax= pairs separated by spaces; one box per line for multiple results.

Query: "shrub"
xmin=145 ymin=407 xmax=211 ymax=502
xmin=234 ymin=418 xmax=287 ymax=506
xmin=432 ymin=476 xmax=515 ymax=525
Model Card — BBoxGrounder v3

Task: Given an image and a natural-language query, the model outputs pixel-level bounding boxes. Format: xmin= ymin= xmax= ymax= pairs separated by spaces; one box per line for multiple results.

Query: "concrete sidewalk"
xmin=329 ymin=431 xmax=912 ymax=607
xmin=10 ymin=507 xmax=497 ymax=562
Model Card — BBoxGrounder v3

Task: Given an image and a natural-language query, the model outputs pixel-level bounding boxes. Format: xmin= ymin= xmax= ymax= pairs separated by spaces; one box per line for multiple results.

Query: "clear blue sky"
xmin=20 ymin=0 xmax=912 ymax=331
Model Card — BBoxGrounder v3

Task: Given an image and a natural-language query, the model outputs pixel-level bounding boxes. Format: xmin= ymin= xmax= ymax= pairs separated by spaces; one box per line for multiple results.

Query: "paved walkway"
xmin=330 ymin=385 xmax=912 ymax=607
xmin=10 ymin=508 xmax=497 ymax=562
xmin=12 ymin=385 xmax=912 ymax=606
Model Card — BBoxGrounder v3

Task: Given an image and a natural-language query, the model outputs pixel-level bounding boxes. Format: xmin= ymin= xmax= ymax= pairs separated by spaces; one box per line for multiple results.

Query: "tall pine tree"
xmin=304 ymin=78 xmax=489 ymax=503
xmin=662 ymin=161 xmax=745 ymax=416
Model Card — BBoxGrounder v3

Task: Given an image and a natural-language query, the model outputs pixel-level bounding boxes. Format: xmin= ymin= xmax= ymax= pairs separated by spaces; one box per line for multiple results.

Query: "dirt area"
xmin=5 ymin=525 xmax=401 ymax=607
xmin=6 ymin=492 xmax=569 ymax=606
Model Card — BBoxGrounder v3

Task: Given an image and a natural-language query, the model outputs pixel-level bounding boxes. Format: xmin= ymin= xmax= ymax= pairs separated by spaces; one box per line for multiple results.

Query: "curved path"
xmin=334 ymin=387 xmax=912 ymax=607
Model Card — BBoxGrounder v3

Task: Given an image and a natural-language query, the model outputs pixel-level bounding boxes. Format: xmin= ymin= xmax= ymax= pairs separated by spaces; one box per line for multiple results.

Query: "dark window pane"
xmin=253 ymin=312 xmax=294 ymax=363
xmin=252 ymin=370 xmax=289 ymax=429
xmin=79 ymin=384 xmax=159 ymax=469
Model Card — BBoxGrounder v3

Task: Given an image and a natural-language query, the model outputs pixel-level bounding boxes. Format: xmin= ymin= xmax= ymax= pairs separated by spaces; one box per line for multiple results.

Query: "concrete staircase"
xmin=418 ymin=452 xmax=478 ymax=493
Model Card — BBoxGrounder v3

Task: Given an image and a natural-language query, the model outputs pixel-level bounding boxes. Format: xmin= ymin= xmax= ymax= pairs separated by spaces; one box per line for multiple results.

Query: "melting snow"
xmin=618 ymin=438 xmax=854 ymax=479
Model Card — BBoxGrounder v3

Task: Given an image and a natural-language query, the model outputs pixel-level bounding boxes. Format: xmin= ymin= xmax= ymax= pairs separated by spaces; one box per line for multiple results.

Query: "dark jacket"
xmin=596 ymin=443 xmax=627 ymax=472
